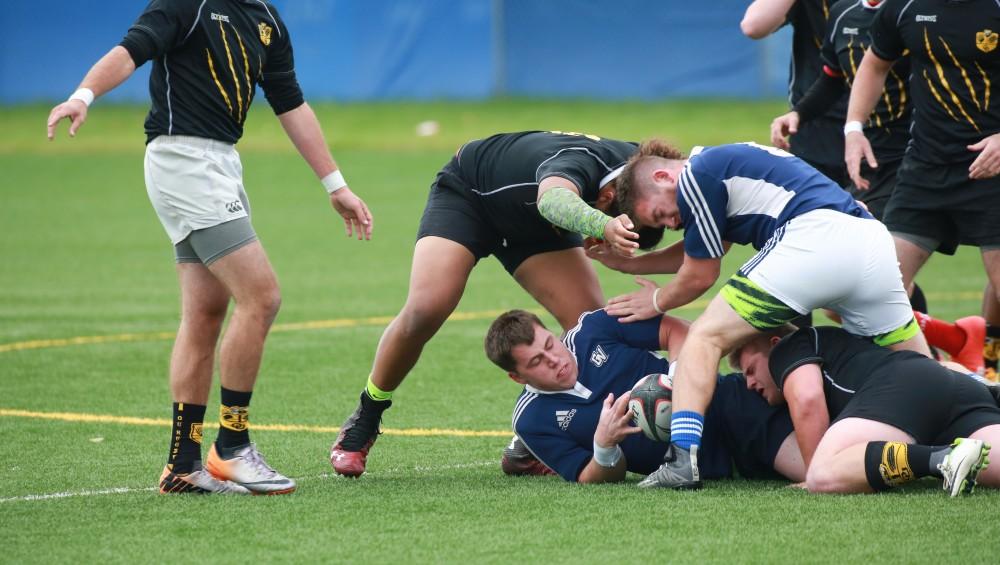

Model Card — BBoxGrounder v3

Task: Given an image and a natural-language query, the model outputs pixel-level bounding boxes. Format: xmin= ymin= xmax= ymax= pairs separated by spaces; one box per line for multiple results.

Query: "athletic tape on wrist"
xmin=69 ymin=88 xmax=95 ymax=107
xmin=593 ymin=439 xmax=623 ymax=468
xmin=652 ymin=287 xmax=667 ymax=314
xmin=321 ymin=170 xmax=347 ymax=194
xmin=843 ymin=121 xmax=864 ymax=136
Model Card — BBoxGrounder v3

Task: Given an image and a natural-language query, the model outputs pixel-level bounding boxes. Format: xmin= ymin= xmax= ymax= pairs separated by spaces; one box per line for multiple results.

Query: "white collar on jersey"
xmin=525 ymin=381 xmax=593 ymax=399
xmin=600 ymin=165 xmax=625 ymax=188
xmin=689 ymin=146 xmax=705 ymax=157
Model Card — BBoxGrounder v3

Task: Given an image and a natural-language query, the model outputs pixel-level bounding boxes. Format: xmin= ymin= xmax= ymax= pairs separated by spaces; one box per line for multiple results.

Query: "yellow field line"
xmin=0 ymin=408 xmax=511 ymax=438
xmin=0 ymin=290 xmax=984 ymax=355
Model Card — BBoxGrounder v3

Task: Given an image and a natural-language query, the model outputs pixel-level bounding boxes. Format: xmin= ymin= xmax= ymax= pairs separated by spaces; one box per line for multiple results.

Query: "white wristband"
xmin=652 ymin=287 xmax=667 ymax=314
xmin=593 ymin=439 xmax=623 ymax=468
xmin=321 ymin=170 xmax=347 ymax=194
xmin=69 ymin=88 xmax=95 ymax=107
xmin=843 ymin=121 xmax=864 ymax=136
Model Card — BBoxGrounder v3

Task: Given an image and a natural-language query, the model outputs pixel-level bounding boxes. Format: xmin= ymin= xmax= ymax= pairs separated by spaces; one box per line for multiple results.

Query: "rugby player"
xmin=845 ymin=0 xmax=1000 ymax=380
xmin=594 ymin=140 xmax=930 ymax=489
xmin=47 ymin=0 xmax=373 ymax=494
xmin=731 ymin=326 xmax=1000 ymax=496
xmin=330 ymin=131 xmax=664 ymax=477
xmin=742 ymin=0 xmax=850 ymax=187
xmin=484 ymin=309 xmax=804 ymax=484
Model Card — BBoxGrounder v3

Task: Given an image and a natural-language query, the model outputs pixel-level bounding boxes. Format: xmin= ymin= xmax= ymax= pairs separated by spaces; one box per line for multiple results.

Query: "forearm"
xmin=625 ymin=241 xmax=686 ymax=275
xmin=79 ymin=46 xmax=136 ymax=98
xmin=741 ymin=0 xmax=796 ymax=39
xmin=790 ymin=403 xmax=830 ymax=470
xmin=537 ymin=187 xmax=611 ymax=239
xmin=277 ymin=102 xmax=339 ymax=179
xmin=577 ymin=456 xmax=628 ymax=484
xmin=794 ymin=71 xmax=848 ymax=124
xmin=847 ymin=50 xmax=893 ymax=124
xmin=653 ymin=258 xmax=719 ymax=312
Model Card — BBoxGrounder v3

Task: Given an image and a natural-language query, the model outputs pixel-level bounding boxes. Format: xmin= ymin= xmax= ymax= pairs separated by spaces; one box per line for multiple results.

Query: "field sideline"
xmin=1 ymin=100 xmax=994 ymax=563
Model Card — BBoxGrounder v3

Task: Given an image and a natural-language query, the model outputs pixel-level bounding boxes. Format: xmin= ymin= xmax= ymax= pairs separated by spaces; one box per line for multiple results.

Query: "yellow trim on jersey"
xmin=975 ymin=61 xmax=991 ymax=111
xmin=206 ymin=49 xmax=234 ymax=114
xmin=889 ymin=67 xmax=908 ymax=119
xmin=218 ymin=21 xmax=243 ymax=123
xmin=939 ymin=36 xmax=982 ymax=112
xmin=923 ymin=69 xmax=961 ymax=123
xmin=924 ymin=28 xmax=979 ymax=131
xmin=235 ymin=29 xmax=253 ymax=116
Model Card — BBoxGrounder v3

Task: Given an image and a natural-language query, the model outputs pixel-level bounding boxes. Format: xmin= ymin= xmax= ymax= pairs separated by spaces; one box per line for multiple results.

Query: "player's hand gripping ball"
xmin=628 ymin=373 xmax=673 ymax=442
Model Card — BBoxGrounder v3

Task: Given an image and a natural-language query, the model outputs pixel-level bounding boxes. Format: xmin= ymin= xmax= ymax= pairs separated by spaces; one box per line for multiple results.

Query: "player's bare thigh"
xmin=513 ymin=247 xmax=603 ymax=331
xmin=969 ymin=424 xmax=1000 ymax=488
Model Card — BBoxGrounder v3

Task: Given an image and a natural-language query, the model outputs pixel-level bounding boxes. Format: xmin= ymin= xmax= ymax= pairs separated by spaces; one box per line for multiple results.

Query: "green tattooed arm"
xmin=537 ymin=186 xmax=613 ymax=239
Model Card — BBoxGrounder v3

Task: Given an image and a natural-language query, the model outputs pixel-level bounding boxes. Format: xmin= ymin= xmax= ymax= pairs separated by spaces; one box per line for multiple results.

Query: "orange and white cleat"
xmin=206 ymin=443 xmax=296 ymax=495
xmin=158 ymin=462 xmax=250 ymax=494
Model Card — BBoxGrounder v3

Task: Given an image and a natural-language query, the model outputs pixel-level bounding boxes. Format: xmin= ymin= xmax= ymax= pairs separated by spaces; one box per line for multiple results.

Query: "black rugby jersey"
xmin=871 ymin=0 xmax=1000 ymax=164
xmin=120 ymin=0 xmax=304 ymax=144
xmin=823 ymin=0 xmax=912 ymax=160
xmin=768 ymin=326 xmax=925 ymax=419
xmin=455 ymin=130 xmax=637 ymax=221
xmin=787 ymin=0 xmax=849 ymax=167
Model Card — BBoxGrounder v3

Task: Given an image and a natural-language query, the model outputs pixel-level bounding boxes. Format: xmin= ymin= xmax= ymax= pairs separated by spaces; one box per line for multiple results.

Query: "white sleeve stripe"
xmin=678 ymin=168 xmax=724 ymax=257
xmin=682 ymin=167 xmax=724 ymax=254
xmin=828 ymin=3 xmax=856 ymax=44
xmin=254 ymin=0 xmax=283 ymax=37
xmin=535 ymin=147 xmax=614 ymax=182
xmin=897 ymin=0 xmax=916 ymax=26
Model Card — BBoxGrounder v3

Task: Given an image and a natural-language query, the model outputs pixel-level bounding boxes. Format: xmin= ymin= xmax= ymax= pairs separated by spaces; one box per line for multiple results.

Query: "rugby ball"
xmin=628 ymin=373 xmax=673 ymax=443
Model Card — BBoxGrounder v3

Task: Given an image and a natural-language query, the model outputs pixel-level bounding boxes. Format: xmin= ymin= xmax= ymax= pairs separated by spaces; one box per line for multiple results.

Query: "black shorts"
xmin=849 ymin=156 xmax=901 ymax=221
xmin=882 ymin=155 xmax=1000 ymax=254
xmin=416 ymin=157 xmax=582 ymax=274
xmin=836 ymin=355 xmax=1000 ymax=445
xmin=701 ymin=374 xmax=794 ymax=480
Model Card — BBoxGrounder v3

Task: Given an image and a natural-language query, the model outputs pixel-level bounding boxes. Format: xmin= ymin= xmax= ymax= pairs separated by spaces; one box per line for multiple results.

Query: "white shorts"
xmin=144 ymin=135 xmax=250 ymax=244
xmin=742 ymin=209 xmax=912 ymax=337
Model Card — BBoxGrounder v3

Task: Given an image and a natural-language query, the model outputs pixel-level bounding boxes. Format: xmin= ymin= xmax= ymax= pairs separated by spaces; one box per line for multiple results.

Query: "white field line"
xmin=0 ymin=461 xmax=497 ymax=504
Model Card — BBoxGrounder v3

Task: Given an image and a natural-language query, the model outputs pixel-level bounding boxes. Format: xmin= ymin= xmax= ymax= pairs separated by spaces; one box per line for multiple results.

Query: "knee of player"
xmin=397 ymin=301 xmax=453 ymax=336
xmin=804 ymin=465 xmax=841 ymax=493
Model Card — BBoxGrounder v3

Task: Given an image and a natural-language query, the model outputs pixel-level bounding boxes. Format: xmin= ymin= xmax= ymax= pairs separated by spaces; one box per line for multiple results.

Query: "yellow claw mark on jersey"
xmin=847 ymin=38 xmax=882 ymax=127
xmin=219 ymin=21 xmax=243 ymax=123
xmin=549 ymin=130 xmax=602 ymax=142
xmin=923 ymin=69 xmax=961 ymax=123
xmin=889 ymin=67 xmax=908 ymax=119
xmin=234 ymin=28 xmax=254 ymax=117
xmin=924 ymin=28 xmax=979 ymax=131
xmin=939 ymin=36 xmax=982 ymax=113
xmin=206 ymin=49 xmax=234 ymax=115
xmin=975 ymin=61 xmax=991 ymax=111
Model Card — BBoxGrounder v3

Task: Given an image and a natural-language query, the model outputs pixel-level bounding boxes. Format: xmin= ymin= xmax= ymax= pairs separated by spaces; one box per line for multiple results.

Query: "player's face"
xmin=508 ymin=325 xmax=578 ymax=391
xmin=739 ymin=347 xmax=784 ymax=406
xmin=632 ymin=174 xmax=681 ymax=230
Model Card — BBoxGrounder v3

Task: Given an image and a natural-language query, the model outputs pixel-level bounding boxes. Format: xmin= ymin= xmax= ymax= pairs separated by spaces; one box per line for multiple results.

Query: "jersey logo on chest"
xmin=259 ymin=22 xmax=273 ymax=46
xmin=555 ymin=409 xmax=577 ymax=431
xmin=977 ymin=30 xmax=997 ymax=53
xmin=590 ymin=345 xmax=608 ymax=367
xmin=842 ymin=27 xmax=859 ymax=36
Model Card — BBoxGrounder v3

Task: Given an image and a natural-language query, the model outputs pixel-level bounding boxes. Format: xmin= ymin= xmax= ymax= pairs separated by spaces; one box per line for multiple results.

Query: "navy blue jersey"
xmin=512 ymin=309 xmax=793 ymax=482
xmin=678 ymin=143 xmax=871 ymax=258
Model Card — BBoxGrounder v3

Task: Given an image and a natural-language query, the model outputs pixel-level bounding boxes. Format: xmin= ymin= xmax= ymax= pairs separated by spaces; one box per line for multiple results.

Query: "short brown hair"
xmin=726 ymin=324 xmax=798 ymax=372
xmin=485 ymin=310 xmax=546 ymax=372
xmin=616 ymin=139 xmax=685 ymax=224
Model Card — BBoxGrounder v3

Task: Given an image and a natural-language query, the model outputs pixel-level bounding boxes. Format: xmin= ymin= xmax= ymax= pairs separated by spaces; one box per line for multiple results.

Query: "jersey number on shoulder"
xmin=549 ymin=130 xmax=602 ymax=142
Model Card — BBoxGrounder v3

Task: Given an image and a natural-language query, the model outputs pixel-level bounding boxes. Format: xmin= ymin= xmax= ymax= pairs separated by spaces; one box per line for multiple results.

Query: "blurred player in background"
xmin=845 ymin=0 xmax=1000 ymax=381
xmin=484 ymin=309 xmax=804 ymax=486
xmin=329 ymin=131 xmax=664 ymax=478
xmin=731 ymin=325 xmax=1000 ymax=496
xmin=47 ymin=0 xmax=373 ymax=494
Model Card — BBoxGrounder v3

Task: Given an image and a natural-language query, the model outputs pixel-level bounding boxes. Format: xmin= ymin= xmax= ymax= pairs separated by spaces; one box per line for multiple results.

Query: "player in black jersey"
xmin=846 ymin=0 xmax=1000 ymax=382
xmin=46 ymin=0 xmax=373 ymax=495
xmin=730 ymin=326 xmax=1000 ymax=496
xmin=743 ymin=0 xmax=850 ymax=187
xmin=329 ymin=130 xmax=660 ymax=478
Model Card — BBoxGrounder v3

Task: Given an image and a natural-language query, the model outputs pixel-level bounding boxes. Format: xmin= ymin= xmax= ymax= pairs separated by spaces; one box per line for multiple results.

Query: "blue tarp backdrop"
xmin=0 ymin=0 xmax=793 ymax=104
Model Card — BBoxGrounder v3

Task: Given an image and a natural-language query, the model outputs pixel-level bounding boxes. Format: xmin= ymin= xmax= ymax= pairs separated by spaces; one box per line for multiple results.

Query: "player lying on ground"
xmin=330 ymin=131 xmax=664 ymax=477
xmin=484 ymin=309 xmax=804 ymax=484
xmin=731 ymin=325 xmax=1000 ymax=496
xmin=589 ymin=140 xmax=930 ymax=490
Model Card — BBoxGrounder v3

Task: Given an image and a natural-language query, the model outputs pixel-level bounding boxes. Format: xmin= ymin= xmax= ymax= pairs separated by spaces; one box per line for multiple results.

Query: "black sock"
xmin=986 ymin=325 xmax=1000 ymax=372
xmin=909 ymin=283 xmax=928 ymax=314
xmin=907 ymin=443 xmax=951 ymax=478
xmin=217 ymin=387 xmax=253 ymax=449
xmin=865 ymin=441 xmax=948 ymax=490
xmin=167 ymin=402 xmax=206 ymax=474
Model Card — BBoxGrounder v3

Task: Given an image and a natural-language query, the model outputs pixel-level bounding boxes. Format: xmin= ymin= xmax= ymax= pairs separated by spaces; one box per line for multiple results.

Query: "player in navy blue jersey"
xmin=729 ymin=326 xmax=1000 ymax=496
xmin=46 ymin=0 xmax=373 ymax=495
xmin=594 ymin=140 xmax=930 ymax=489
xmin=484 ymin=309 xmax=804 ymax=484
